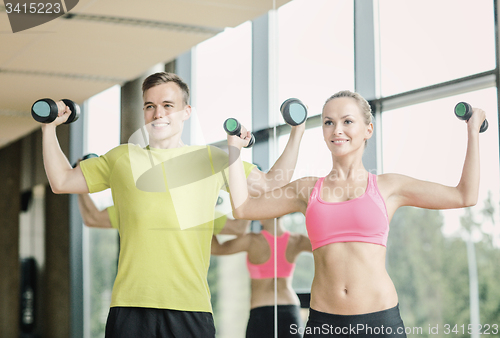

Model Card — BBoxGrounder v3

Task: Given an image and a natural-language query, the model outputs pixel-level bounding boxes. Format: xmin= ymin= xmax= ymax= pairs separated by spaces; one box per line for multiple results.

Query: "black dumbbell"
xmin=223 ymin=118 xmax=255 ymax=148
xmin=31 ymin=98 xmax=80 ymax=124
xmin=280 ymin=98 xmax=308 ymax=126
xmin=454 ymin=102 xmax=488 ymax=133
xmin=72 ymin=153 xmax=98 ymax=168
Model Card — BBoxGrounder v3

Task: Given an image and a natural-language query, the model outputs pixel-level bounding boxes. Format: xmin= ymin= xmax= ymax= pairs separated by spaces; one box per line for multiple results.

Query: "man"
xmin=42 ymin=72 xmax=304 ymax=337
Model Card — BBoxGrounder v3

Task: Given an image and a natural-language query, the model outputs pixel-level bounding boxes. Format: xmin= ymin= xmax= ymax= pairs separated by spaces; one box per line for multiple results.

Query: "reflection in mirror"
xmin=211 ymin=216 xmax=312 ymax=337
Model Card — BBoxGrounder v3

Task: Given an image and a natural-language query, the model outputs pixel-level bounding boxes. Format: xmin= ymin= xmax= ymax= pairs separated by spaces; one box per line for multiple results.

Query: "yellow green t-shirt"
xmin=108 ymin=206 xmax=228 ymax=233
xmin=80 ymin=144 xmax=255 ymax=312
xmin=106 ymin=205 xmax=118 ymax=229
xmin=213 ymin=211 xmax=228 ymax=235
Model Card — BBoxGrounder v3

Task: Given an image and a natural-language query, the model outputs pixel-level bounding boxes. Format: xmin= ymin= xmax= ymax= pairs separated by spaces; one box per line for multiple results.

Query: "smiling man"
xmin=143 ymin=78 xmax=191 ymax=149
xmin=41 ymin=72 xmax=305 ymax=337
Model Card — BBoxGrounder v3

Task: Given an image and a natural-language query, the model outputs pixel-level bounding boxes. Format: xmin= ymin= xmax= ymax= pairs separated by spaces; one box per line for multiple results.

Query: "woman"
xmin=227 ymin=90 xmax=485 ymax=337
xmin=211 ymin=217 xmax=312 ymax=337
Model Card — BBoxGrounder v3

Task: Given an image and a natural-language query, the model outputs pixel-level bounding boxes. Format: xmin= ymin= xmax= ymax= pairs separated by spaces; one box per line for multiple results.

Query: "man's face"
xmin=143 ymin=82 xmax=190 ymax=143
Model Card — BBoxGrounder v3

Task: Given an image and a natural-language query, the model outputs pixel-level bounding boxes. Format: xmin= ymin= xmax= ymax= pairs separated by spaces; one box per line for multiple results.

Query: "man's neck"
xmin=149 ymin=137 xmax=185 ymax=149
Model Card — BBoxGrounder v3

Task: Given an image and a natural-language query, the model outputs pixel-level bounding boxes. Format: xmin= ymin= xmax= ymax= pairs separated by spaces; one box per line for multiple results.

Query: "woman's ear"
xmin=365 ymin=122 xmax=374 ymax=140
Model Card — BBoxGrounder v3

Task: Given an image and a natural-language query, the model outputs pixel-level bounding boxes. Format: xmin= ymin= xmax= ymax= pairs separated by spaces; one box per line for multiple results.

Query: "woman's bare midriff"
xmin=310 ymin=241 xmax=398 ymax=315
xmin=250 ymin=277 xmax=301 ymax=309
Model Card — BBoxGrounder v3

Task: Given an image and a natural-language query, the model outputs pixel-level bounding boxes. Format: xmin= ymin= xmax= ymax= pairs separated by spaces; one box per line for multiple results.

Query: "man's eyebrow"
xmin=143 ymin=100 xmax=175 ymax=107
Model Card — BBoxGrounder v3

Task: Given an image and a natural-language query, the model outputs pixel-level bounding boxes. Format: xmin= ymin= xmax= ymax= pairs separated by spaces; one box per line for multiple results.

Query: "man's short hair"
xmin=142 ymin=72 xmax=190 ymax=106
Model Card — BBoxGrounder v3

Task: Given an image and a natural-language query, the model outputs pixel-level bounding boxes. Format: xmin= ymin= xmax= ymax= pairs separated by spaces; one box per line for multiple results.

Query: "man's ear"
xmin=183 ymin=105 xmax=192 ymax=121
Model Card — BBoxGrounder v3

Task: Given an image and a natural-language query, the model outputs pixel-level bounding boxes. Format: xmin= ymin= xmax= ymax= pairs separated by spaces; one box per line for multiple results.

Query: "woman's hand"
xmin=467 ymin=107 xmax=486 ymax=134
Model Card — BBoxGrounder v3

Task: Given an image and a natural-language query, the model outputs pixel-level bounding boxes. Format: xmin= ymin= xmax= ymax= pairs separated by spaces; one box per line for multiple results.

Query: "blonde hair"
xmin=323 ymin=90 xmax=372 ymax=125
xmin=323 ymin=90 xmax=373 ymax=147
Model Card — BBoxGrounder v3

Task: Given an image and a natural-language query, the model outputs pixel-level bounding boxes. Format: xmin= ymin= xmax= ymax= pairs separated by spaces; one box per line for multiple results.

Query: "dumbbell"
xmin=223 ymin=118 xmax=255 ymax=148
xmin=72 ymin=153 xmax=98 ymax=168
xmin=31 ymin=98 xmax=80 ymax=124
xmin=280 ymin=98 xmax=308 ymax=126
xmin=454 ymin=102 xmax=488 ymax=133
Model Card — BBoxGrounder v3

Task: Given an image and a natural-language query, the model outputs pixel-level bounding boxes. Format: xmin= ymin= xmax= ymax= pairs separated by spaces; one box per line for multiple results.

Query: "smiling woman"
xmin=227 ymin=89 xmax=486 ymax=338
xmin=322 ymin=91 xmax=373 ymax=151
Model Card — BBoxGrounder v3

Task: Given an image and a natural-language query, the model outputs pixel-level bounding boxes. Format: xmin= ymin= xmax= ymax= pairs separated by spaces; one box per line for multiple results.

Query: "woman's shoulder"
xmin=292 ymin=176 xmax=322 ymax=197
xmin=248 ymin=232 xmax=269 ymax=248
xmin=376 ymin=172 xmax=411 ymax=185
xmin=375 ymin=173 xmax=414 ymax=196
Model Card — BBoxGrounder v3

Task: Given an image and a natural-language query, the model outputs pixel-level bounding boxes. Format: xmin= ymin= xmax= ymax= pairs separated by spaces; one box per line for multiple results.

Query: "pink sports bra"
xmin=246 ymin=230 xmax=296 ymax=279
xmin=305 ymin=173 xmax=389 ymax=251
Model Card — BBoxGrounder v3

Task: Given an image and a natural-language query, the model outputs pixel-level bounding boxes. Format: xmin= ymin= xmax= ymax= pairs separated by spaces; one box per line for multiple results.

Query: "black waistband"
xmin=250 ymin=304 xmax=301 ymax=313
xmin=308 ymin=304 xmax=403 ymax=327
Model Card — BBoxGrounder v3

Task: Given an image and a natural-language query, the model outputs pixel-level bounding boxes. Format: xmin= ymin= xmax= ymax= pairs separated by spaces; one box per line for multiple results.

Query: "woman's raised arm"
xmin=227 ymin=131 xmax=311 ymax=220
xmin=387 ymin=106 xmax=485 ymax=210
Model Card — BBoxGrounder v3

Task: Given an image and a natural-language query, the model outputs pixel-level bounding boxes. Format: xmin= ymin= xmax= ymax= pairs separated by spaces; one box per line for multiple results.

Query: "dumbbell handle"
xmin=454 ymin=102 xmax=488 ymax=133
xmin=61 ymin=99 xmax=80 ymax=124
xmin=223 ymin=118 xmax=255 ymax=148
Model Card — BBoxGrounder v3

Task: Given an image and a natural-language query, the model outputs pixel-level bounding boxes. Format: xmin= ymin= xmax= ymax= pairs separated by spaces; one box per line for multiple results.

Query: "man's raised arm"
xmin=41 ymin=101 xmax=89 ymax=194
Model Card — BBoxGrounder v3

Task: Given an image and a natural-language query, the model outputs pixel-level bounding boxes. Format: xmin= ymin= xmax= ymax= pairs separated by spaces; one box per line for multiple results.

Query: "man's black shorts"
xmin=105 ymin=307 xmax=216 ymax=338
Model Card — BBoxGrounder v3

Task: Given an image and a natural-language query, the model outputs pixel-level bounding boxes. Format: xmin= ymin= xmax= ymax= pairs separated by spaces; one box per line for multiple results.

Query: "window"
xmin=277 ymin=0 xmax=354 ymax=123
xmin=378 ymin=0 xmax=495 ymax=97
xmin=194 ymin=21 xmax=252 ymax=145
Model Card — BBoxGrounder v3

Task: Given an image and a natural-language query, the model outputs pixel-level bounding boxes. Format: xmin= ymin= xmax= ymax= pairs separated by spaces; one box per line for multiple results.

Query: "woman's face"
xmin=322 ymin=97 xmax=373 ymax=157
